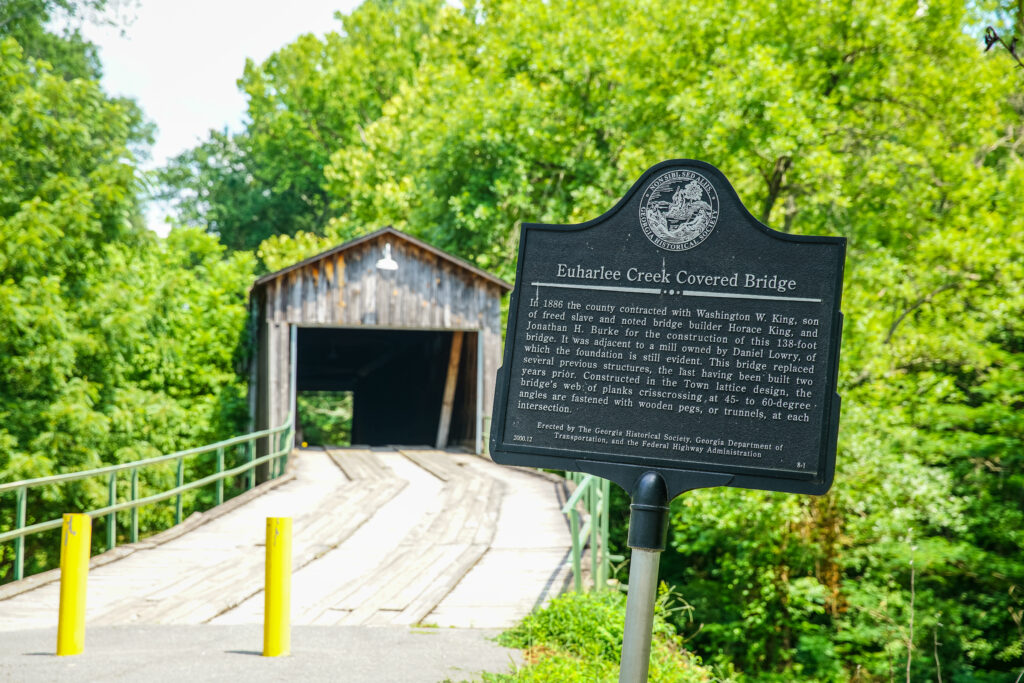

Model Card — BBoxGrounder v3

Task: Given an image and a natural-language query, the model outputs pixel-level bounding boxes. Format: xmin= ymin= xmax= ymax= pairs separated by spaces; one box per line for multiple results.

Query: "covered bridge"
xmin=249 ymin=227 xmax=511 ymax=453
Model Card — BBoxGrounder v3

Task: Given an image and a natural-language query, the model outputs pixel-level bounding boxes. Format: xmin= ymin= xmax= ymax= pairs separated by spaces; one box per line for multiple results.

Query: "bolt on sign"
xmin=490 ymin=160 xmax=846 ymax=497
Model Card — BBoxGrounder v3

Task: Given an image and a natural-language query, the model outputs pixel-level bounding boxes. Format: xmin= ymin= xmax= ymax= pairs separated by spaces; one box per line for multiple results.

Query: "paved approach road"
xmin=0 ymin=448 xmax=574 ymax=681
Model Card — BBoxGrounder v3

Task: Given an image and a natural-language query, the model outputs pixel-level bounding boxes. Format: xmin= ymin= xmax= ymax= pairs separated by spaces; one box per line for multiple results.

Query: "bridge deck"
xmin=0 ymin=448 xmax=573 ymax=632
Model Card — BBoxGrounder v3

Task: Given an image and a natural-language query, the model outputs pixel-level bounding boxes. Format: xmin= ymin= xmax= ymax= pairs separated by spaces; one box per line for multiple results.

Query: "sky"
xmin=82 ymin=0 xmax=362 ymax=235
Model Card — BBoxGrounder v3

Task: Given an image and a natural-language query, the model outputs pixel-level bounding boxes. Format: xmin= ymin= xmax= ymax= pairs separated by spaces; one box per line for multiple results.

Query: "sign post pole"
xmin=619 ymin=472 xmax=669 ymax=683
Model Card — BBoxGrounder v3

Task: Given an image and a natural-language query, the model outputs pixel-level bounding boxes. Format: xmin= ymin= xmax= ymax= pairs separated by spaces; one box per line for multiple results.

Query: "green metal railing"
xmin=1 ymin=417 xmax=293 ymax=582
xmin=562 ymin=472 xmax=621 ymax=592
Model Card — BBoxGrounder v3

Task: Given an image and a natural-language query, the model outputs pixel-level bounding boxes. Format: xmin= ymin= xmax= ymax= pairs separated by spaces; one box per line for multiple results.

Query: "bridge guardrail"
xmin=1 ymin=416 xmax=294 ymax=582
xmin=562 ymin=472 xmax=621 ymax=592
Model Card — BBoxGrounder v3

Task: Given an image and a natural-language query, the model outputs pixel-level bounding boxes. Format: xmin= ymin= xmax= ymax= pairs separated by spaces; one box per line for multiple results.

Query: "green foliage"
xmin=0 ymin=33 xmax=255 ymax=581
xmin=156 ymin=0 xmax=447 ymax=253
xmin=257 ymin=230 xmax=335 ymax=272
xmin=296 ymin=391 xmax=353 ymax=447
xmin=0 ymin=0 xmax=108 ymax=80
xmin=489 ymin=588 xmax=719 ymax=682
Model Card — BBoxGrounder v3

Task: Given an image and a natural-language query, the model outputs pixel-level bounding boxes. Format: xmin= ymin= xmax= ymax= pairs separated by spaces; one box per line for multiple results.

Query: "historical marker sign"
xmin=490 ymin=160 xmax=846 ymax=495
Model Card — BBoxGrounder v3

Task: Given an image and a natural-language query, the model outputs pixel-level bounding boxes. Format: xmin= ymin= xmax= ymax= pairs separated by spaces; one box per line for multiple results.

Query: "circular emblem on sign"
xmin=638 ymin=170 xmax=720 ymax=251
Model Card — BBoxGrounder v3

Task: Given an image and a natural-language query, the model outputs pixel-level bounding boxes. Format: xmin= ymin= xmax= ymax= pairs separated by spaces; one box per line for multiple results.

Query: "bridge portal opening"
xmin=295 ymin=390 xmax=353 ymax=447
xmin=295 ymin=328 xmax=478 ymax=448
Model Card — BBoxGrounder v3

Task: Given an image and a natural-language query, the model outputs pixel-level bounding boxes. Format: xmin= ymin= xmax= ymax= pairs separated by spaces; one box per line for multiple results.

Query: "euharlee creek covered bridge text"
xmin=511 ymin=261 xmax=823 ymax=466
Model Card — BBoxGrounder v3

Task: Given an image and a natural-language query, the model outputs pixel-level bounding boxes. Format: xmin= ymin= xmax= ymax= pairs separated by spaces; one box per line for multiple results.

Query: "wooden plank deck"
xmin=398 ymin=448 xmax=467 ymax=482
xmin=0 ymin=447 xmax=573 ymax=632
xmin=326 ymin=448 xmax=395 ymax=481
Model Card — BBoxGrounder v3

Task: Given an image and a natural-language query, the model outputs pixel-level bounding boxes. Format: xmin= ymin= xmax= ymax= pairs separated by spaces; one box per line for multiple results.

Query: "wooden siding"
xmin=253 ymin=232 xmax=507 ymax=450
xmin=263 ymin=239 xmax=503 ymax=330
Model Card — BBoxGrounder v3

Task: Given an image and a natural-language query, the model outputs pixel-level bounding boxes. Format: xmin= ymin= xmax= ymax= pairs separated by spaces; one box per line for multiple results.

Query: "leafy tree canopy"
xmin=1 ymin=13 xmax=254 ymax=579
xmin=0 ymin=0 xmax=110 ymax=79
xmin=156 ymin=0 xmax=446 ymax=252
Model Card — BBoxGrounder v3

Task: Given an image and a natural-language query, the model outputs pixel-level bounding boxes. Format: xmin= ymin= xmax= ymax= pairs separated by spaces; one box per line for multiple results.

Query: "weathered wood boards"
xmin=490 ymin=160 xmax=846 ymax=497
xmin=250 ymin=228 xmax=511 ymax=452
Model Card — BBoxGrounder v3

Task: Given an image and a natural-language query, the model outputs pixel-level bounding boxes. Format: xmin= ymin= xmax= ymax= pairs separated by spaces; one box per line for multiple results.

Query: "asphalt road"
xmin=0 ymin=624 xmax=523 ymax=682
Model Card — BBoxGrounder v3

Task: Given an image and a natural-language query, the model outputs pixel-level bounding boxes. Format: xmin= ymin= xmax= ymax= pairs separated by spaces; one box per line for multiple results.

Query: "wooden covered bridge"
xmin=249 ymin=227 xmax=511 ymax=452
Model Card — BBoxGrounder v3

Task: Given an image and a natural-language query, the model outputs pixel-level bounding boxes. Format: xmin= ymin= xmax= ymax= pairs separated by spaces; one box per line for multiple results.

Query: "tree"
xmin=0 ymin=33 xmax=254 ymax=580
xmin=156 ymin=0 xmax=447 ymax=253
xmin=0 ymin=0 xmax=111 ymax=79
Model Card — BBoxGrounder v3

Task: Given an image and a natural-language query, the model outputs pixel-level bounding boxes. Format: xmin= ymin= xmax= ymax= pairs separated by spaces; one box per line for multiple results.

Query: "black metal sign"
xmin=490 ymin=160 xmax=846 ymax=497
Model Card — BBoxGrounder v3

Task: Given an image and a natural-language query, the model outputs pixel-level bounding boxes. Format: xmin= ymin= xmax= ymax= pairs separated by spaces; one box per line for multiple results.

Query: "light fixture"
xmin=375 ymin=243 xmax=398 ymax=271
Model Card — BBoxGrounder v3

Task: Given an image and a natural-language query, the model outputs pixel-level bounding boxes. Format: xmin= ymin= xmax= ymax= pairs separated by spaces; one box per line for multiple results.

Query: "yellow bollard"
xmin=57 ymin=513 xmax=92 ymax=656
xmin=263 ymin=517 xmax=292 ymax=657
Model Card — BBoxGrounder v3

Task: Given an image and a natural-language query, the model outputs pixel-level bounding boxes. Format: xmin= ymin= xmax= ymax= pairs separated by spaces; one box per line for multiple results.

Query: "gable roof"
xmin=252 ymin=226 xmax=512 ymax=291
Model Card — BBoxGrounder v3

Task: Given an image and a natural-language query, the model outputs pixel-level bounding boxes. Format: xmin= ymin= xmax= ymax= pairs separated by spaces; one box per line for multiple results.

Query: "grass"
xmin=468 ymin=588 xmax=730 ymax=682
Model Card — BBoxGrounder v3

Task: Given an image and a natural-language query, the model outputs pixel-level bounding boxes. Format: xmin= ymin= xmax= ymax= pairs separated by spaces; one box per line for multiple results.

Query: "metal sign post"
xmin=618 ymin=472 xmax=669 ymax=682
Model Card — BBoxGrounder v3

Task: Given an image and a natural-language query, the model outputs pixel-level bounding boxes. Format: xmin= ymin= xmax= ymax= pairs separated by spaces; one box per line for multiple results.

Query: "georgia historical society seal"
xmin=638 ymin=170 xmax=720 ymax=251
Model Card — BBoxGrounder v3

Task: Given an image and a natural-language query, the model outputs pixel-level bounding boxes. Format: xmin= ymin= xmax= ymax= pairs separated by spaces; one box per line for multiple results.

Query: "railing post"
xmin=14 ymin=487 xmax=26 ymax=581
xmin=106 ymin=473 xmax=117 ymax=551
xmin=272 ymin=432 xmax=279 ymax=478
xmin=281 ymin=429 xmax=287 ymax=476
xmin=272 ymin=432 xmax=280 ymax=479
xmin=569 ymin=509 xmax=582 ymax=592
xmin=130 ymin=468 xmax=139 ymax=544
xmin=285 ymin=420 xmax=293 ymax=472
xmin=216 ymin=447 xmax=225 ymax=506
xmin=600 ymin=477 xmax=611 ymax=588
xmin=246 ymin=441 xmax=255 ymax=490
xmin=175 ymin=457 xmax=184 ymax=525
xmin=280 ymin=427 xmax=288 ymax=476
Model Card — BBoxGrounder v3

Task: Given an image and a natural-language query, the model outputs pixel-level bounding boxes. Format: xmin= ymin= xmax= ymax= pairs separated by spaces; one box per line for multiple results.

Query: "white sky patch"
xmin=82 ymin=0 xmax=361 ymax=236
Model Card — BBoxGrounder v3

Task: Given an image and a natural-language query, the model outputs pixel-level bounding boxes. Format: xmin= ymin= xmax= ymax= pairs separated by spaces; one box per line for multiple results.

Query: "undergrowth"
xmin=477 ymin=587 xmax=731 ymax=682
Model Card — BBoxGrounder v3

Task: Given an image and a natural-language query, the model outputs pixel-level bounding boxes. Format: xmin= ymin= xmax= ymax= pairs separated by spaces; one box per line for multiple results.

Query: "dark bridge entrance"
xmin=295 ymin=327 xmax=479 ymax=448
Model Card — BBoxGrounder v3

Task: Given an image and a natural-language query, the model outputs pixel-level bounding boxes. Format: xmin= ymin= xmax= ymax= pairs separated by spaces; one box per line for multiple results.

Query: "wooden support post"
xmin=435 ymin=331 xmax=464 ymax=449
